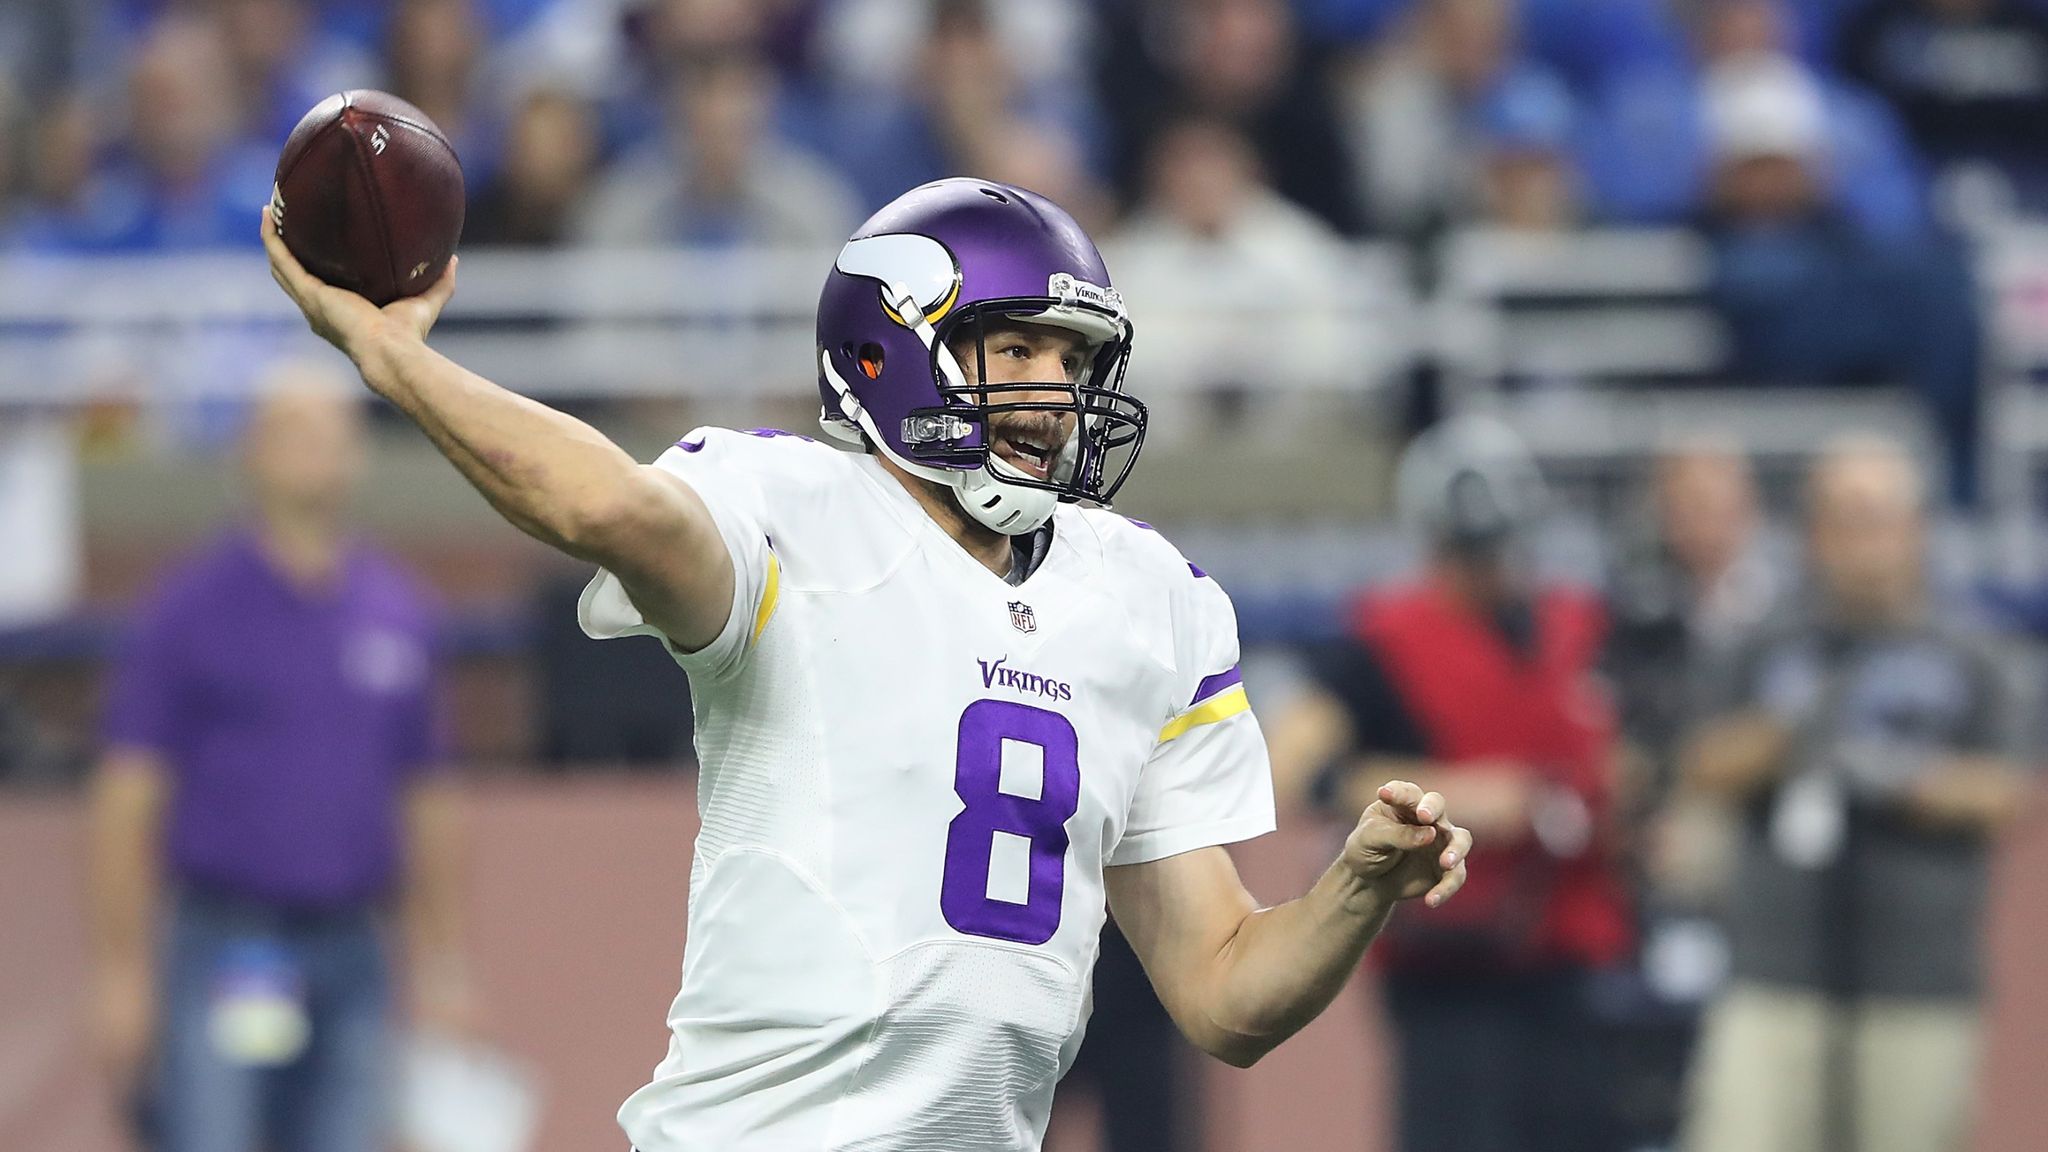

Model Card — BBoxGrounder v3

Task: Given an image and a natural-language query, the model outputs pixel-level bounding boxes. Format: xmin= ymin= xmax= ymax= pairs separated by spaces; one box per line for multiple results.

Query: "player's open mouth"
xmin=994 ymin=433 xmax=1057 ymax=481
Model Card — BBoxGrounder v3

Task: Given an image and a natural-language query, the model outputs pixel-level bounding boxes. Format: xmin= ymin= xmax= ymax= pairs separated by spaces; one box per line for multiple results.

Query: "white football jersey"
xmin=579 ymin=427 xmax=1274 ymax=1152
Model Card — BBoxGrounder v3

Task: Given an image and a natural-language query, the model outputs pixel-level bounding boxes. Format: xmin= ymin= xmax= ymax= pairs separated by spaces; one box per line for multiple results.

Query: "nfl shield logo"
xmin=1008 ymin=601 xmax=1037 ymax=634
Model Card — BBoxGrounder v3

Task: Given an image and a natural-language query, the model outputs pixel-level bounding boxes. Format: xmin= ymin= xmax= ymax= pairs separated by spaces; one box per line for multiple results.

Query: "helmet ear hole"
xmin=857 ymin=343 xmax=886 ymax=379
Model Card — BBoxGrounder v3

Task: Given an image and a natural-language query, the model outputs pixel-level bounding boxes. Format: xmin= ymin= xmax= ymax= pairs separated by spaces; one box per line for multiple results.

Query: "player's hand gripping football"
xmin=1341 ymin=780 xmax=1472 ymax=908
xmin=261 ymin=207 xmax=455 ymax=358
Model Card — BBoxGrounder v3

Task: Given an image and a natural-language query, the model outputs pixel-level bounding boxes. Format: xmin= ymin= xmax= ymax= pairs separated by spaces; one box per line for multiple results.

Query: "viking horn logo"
xmin=835 ymin=233 xmax=963 ymax=328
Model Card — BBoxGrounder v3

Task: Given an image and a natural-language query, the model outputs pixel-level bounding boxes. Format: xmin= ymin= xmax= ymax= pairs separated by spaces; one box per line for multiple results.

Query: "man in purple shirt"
xmin=88 ymin=371 xmax=470 ymax=1152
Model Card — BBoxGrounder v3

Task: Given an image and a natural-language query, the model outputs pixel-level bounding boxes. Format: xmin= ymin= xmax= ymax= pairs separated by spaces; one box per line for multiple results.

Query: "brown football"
xmin=271 ymin=90 xmax=464 ymax=306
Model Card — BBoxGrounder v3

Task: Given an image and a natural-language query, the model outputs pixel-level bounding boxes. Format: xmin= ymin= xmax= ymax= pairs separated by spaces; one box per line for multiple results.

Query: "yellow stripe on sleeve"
xmin=750 ymin=550 xmax=781 ymax=644
xmin=1156 ymin=683 xmax=1249 ymax=743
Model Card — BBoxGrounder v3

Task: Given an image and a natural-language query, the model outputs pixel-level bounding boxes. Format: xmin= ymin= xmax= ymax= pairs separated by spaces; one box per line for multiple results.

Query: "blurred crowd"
xmin=9 ymin=0 xmax=2048 ymax=247
xmin=0 ymin=0 xmax=2028 ymax=504
xmin=1267 ymin=420 xmax=2039 ymax=1152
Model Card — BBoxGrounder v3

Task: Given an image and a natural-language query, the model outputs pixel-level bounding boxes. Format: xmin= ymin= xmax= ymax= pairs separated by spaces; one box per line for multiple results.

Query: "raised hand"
xmin=260 ymin=206 xmax=456 ymax=359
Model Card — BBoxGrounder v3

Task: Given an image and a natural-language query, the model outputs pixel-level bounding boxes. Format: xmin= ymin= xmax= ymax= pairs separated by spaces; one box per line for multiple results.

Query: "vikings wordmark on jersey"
xmin=579 ymin=428 xmax=1272 ymax=1151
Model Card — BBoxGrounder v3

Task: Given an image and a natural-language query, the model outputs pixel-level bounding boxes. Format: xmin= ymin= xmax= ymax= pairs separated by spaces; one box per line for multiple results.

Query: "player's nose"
xmin=1008 ymin=386 xmax=1082 ymax=426
xmin=1023 ymin=347 xmax=1077 ymax=387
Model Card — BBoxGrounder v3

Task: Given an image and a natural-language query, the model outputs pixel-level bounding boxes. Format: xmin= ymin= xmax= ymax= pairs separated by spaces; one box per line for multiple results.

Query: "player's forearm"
xmin=349 ymin=330 xmax=648 ymax=558
xmin=88 ymin=753 xmax=166 ymax=978
xmin=1200 ymin=861 xmax=1394 ymax=1067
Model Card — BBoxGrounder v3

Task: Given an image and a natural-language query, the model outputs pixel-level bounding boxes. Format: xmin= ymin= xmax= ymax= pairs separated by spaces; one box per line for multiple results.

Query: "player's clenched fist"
xmin=1341 ymin=780 xmax=1473 ymax=909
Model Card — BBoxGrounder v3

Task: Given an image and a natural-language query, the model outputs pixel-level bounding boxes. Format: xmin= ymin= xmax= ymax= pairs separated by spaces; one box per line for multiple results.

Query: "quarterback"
xmin=262 ymin=179 xmax=1472 ymax=1151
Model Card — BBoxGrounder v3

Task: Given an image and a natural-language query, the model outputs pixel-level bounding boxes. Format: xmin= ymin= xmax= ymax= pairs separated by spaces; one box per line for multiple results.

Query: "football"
xmin=271 ymin=90 xmax=465 ymax=306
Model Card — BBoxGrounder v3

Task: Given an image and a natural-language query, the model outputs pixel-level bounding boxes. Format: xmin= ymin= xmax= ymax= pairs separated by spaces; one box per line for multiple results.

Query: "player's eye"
xmin=998 ymin=343 xmax=1031 ymax=359
xmin=1061 ymin=355 xmax=1082 ymax=376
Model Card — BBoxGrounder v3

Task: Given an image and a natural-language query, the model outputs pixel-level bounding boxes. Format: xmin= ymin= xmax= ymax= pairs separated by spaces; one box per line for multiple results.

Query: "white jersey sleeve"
xmin=576 ymin=427 xmax=783 ymax=680
xmin=1107 ymin=556 xmax=1276 ymax=867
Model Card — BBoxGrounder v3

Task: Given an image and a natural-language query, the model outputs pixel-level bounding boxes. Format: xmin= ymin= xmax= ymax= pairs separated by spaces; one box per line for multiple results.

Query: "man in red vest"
xmin=1269 ymin=418 xmax=1632 ymax=1152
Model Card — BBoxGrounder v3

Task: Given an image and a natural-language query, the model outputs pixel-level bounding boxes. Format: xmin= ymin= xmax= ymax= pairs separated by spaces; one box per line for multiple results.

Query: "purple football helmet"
xmin=815 ymin=178 xmax=1147 ymax=534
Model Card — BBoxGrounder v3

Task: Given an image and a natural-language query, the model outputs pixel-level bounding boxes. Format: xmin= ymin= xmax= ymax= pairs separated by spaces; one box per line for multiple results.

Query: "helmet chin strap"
xmin=818 ymin=287 xmax=1057 ymax=537
xmin=952 ymin=454 xmax=1058 ymax=536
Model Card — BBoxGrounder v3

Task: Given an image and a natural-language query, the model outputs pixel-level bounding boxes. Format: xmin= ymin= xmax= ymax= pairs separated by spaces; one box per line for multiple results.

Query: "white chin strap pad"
xmin=954 ymin=457 xmax=1057 ymax=536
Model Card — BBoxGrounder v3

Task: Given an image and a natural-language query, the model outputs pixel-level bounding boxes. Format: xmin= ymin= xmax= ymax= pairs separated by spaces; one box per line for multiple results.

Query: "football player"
xmin=262 ymin=178 xmax=1471 ymax=1151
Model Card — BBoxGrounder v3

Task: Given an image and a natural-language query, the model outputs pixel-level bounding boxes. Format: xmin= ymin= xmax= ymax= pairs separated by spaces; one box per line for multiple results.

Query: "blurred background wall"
xmin=6 ymin=782 xmax=2047 ymax=1151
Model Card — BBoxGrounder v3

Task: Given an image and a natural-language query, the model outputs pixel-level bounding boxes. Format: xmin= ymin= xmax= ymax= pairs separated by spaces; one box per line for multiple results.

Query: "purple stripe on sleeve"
xmin=1190 ymin=665 xmax=1242 ymax=707
xmin=1188 ymin=562 xmax=1207 ymax=578
xmin=676 ymin=436 xmax=706 ymax=452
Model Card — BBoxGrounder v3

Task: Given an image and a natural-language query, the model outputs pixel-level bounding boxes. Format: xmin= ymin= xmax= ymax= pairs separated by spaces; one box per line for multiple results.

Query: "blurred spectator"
xmin=89 ymin=367 xmax=470 ymax=1152
xmin=1680 ymin=437 xmax=2035 ymax=1152
xmin=1578 ymin=0 xmax=1925 ymax=235
xmin=1837 ymin=0 xmax=2048 ymax=222
xmin=575 ymin=52 xmax=856 ymax=246
xmin=466 ymin=86 xmax=599 ymax=246
xmin=644 ymin=0 xmax=781 ymax=64
xmin=595 ymin=0 xmax=786 ymax=161
xmin=1111 ymin=116 xmax=1355 ymax=398
xmin=1699 ymin=56 xmax=1985 ymax=506
xmin=1343 ymin=0 xmax=1578 ymax=237
xmin=1267 ymin=417 xmax=1632 ymax=1152
xmin=15 ymin=16 xmax=272 ymax=251
xmin=384 ymin=0 xmax=499 ymax=185
xmin=1602 ymin=441 xmax=1783 ymax=1145
xmin=1100 ymin=0 xmax=1362 ymax=233
xmin=814 ymin=0 xmax=1091 ymax=97
xmin=1118 ymin=116 xmax=1335 ymax=255
xmin=821 ymin=0 xmax=1105 ymax=217
xmin=1611 ymin=442 xmax=1787 ymax=801
xmin=1473 ymin=68 xmax=1581 ymax=232
xmin=9 ymin=85 xmax=98 ymax=239
xmin=1703 ymin=56 xmax=1835 ymax=225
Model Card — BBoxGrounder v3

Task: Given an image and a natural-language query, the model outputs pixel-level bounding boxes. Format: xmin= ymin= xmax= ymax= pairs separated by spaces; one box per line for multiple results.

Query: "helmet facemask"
xmin=907 ymin=297 xmax=1147 ymax=516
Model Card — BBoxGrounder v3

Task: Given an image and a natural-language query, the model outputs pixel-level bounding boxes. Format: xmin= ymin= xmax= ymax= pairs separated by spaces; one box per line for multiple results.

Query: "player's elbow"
xmin=1186 ymin=1005 xmax=1285 ymax=1067
xmin=1201 ymin=1030 xmax=1277 ymax=1068
xmin=551 ymin=491 xmax=637 ymax=557
xmin=556 ymin=465 xmax=713 ymax=565
xmin=551 ymin=470 xmax=676 ymax=559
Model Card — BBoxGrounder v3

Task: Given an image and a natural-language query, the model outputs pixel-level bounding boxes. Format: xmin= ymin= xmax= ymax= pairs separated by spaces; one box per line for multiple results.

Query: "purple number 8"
xmin=939 ymin=699 xmax=1081 ymax=945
